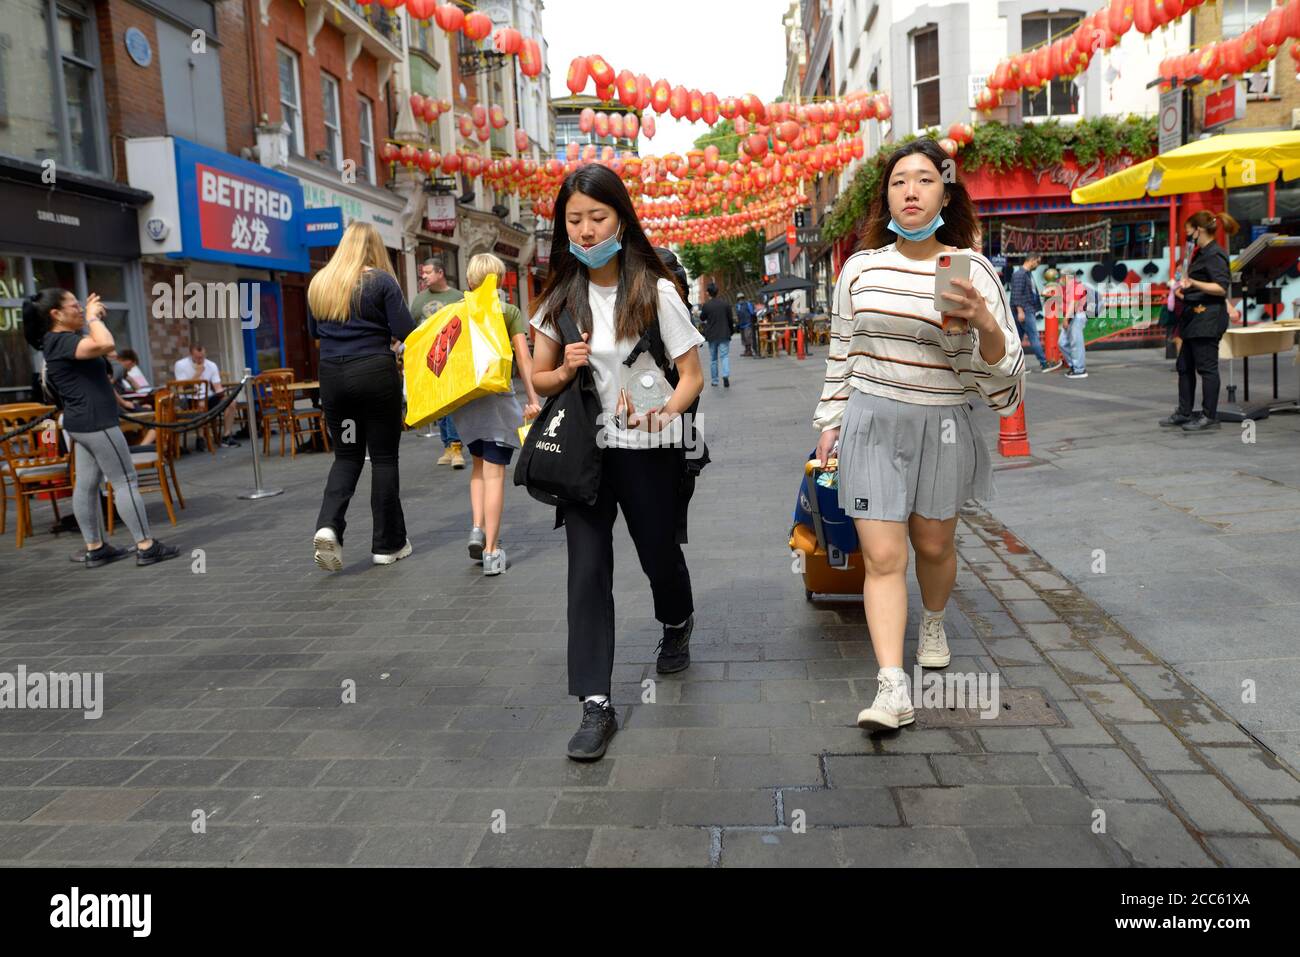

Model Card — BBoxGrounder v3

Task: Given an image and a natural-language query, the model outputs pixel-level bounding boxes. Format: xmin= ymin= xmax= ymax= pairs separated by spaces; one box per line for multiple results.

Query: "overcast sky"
xmin=543 ymin=0 xmax=794 ymax=158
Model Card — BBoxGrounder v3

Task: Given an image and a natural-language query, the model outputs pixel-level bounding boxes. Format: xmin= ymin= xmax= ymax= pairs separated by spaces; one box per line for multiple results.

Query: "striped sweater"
xmin=814 ymin=244 xmax=1025 ymax=432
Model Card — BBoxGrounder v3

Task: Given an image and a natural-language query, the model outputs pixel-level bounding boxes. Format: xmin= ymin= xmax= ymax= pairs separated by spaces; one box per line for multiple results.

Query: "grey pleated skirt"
xmin=837 ymin=389 xmax=994 ymax=522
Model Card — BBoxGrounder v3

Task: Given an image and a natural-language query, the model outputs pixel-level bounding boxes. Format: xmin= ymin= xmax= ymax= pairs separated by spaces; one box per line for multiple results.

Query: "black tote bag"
xmin=513 ymin=310 xmax=604 ymax=507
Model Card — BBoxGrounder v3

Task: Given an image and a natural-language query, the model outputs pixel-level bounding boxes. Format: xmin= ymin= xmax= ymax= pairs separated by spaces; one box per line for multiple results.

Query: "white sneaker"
xmin=372 ymin=540 xmax=413 ymax=565
xmin=313 ymin=527 xmax=342 ymax=572
xmin=857 ymin=672 xmax=915 ymax=731
xmin=482 ymin=546 xmax=507 ymax=576
xmin=916 ymin=614 xmax=951 ymax=668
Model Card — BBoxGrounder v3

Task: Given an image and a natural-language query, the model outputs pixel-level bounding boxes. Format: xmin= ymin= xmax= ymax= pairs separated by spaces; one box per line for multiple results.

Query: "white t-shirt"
xmin=173 ymin=355 xmax=223 ymax=392
xmin=531 ymin=277 xmax=703 ymax=450
xmin=125 ymin=366 xmax=151 ymax=391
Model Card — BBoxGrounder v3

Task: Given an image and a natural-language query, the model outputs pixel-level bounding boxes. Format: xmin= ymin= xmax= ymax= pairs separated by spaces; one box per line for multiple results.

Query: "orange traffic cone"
xmin=998 ymin=401 xmax=1031 ymax=457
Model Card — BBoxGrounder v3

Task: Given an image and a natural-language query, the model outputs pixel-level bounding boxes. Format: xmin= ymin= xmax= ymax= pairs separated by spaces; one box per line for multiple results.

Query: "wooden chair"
xmin=105 ymin=392 xmax=181 ymax=534
xmin=266 ymin=372 xmax=329 ymax=457
xmin=250 ymin=373 xmax=283 ymax=452
xmin=0 ymin=404 xmax=73 ymax=548
xmin=169 ymin=378 xmax=220 ymax=455
xmin=757 ymin=321 xmax=778 ymax=357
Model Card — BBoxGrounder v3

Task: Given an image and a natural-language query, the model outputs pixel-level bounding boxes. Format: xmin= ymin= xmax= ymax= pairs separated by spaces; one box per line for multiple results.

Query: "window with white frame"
xmin=911 ymin=26 xmax=939 ymax=130
xmin=276 ymin=46 xmax=304 ymax=156
xmin=358 ymin=94 xmax=376 ymax=184
xmin=1223 ymin=0 xmax=1274 ymax=98
xmin=321 ymin=71 xmax=341 ymax=170
xmin=1021 ymin=13 xmax=1082 ymax=118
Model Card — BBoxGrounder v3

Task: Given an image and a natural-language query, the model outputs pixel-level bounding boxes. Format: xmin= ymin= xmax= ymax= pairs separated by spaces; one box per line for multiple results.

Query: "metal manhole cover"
xmin=914 ymin=686 xmax=1062 ymax=729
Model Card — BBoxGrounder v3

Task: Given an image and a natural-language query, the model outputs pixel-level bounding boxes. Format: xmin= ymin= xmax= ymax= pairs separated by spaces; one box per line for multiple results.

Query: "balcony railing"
xmin=341 ymin=0 xmax=404 ymax=52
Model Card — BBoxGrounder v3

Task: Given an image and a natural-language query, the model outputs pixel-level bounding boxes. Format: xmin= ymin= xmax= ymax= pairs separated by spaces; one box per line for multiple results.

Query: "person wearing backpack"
xmin=527 ymin=164 xmax=705 ymax=761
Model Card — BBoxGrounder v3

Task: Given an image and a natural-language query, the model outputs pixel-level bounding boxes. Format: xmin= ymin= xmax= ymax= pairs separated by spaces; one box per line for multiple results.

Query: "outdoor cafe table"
xmin=1219 ymin=321 xmax=1300 ymax=411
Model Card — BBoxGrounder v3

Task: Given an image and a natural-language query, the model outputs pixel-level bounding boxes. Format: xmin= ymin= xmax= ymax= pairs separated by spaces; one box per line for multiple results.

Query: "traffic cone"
xmin=998 ymin=401 xmax=1031 ymax=457
xmin=1044 ymin=307 xmax=1060 ymax=364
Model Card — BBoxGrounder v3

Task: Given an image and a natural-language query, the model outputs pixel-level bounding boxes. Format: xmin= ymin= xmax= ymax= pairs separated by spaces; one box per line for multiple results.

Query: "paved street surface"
xmin=0 ymin=344 xmax=1297 ymax=867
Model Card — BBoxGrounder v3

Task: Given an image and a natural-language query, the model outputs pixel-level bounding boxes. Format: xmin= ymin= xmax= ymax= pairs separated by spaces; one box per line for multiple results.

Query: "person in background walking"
xmin=410 ymin=255 xmax=466 ymax=469
xmin=308 ymin=222 xmax=415 ymax=570
xmin=1010 ymin=254 xmax=1060 ymax=373
xmin=22 ymin=289 xmax=181 ymax=567
xmin=451 ymin=253 xmax=542 ymax=576
xmin=700 ymin=282 xmax=734 ymax=387
xmin=735 ymin=292 xmax=757 ymax=357
xmin=1160 ymin=210 xmax=1239 ymax=433
xmin=1061 ymin=270 xmax=1093 ymax=379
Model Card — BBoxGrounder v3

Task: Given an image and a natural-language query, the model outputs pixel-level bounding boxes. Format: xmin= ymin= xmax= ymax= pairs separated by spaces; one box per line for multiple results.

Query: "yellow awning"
xmin=1071 ymin=131 xmax=1300 ymax=205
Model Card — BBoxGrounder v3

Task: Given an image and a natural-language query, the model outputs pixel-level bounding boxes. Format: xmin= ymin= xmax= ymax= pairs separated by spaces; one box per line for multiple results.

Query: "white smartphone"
xmin=934 ymin=251 xmax=972 ymax=317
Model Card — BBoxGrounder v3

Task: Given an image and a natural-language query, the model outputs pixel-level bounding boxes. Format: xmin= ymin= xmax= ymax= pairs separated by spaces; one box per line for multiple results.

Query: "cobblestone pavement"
xmin=0 ymin=346 xmax=1296 ymax=867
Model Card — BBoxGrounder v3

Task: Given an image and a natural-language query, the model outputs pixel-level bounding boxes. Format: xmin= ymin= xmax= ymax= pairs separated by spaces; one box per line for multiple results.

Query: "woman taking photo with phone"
xmin=813 ymin=138 xmax=1025 ymax=731
xmin=308 ymin=222 xmax=415 ymax=570
xmin=1159 ymin=209 xmax=1239 ymax=433
xmin=529 ymin=163 xmax=705 ymax=761
xmin=22 ymin=289 xmax=181 ymax=567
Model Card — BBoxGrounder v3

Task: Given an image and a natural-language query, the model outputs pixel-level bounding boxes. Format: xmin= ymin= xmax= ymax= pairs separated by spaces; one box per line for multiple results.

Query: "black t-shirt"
xmin=1182 ymin=242 xmax=1232 ymax=339
xmin=700 ymin=297 xmax=733 ymax=342
xmin=307 ymin=269 xmax=416 ymax=359
xmin=41 ymin=331 xmax=120 ymax=432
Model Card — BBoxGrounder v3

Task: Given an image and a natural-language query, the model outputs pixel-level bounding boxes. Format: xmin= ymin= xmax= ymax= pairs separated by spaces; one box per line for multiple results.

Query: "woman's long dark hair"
xmin=22 ymin=288 xmax=67 ymax=351
xmin=860 ymin=138 xmax=980 ymax=252
xmin=537 ymin=164 xmax=677 ymax=342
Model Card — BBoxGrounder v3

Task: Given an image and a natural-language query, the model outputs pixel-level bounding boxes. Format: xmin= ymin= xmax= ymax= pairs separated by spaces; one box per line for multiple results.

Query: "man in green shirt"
xmin=409 ymin=254 xmax=466 ymax=468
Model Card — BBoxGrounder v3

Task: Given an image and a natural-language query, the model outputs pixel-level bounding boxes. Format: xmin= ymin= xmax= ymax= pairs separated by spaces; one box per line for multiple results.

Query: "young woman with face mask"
xmin=22 ymin=289 xmax=181 ymax=567
xmin=529 ymin=164 xmax=705 ymax=761
xmin=1159 ymin=210 xmax=1239 ymax=433
xmin=813 ymin=139 xmax=1025 ymax=731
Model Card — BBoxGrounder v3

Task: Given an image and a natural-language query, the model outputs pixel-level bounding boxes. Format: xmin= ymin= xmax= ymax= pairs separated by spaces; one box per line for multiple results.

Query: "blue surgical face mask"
xmin=888 ymin=209 xmax=945 ymax=242
xmin=569 ymin=232 xmax=622 ymax=269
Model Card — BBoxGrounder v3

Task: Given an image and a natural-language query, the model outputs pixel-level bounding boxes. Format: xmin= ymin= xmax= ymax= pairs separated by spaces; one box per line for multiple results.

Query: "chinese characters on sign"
xmin=195 ymin=163 xmax=295 ymax=263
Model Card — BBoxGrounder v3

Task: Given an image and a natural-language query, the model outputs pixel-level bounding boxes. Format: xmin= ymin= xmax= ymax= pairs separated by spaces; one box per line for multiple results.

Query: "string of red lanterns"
xmin=363 ymin=1 xmax=544 ymax=77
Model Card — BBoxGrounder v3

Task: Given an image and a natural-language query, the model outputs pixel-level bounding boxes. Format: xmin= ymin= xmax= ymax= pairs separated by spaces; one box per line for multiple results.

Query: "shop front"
xmin=0 ymin=158 xmax=151 ymax=401
xmin=963 ymin=153 xmax=1222 ymax=348
xmin=126 ymin=136 xmax=335 ymax=383
xmin=416 ymin=192 xmax=462 ymax=292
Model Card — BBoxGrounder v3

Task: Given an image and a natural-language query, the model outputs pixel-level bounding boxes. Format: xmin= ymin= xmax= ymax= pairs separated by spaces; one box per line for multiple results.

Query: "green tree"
xmin=678 ymin=230 xmax=765 ymax=292
xmin=693 ymin=119 xmax=740 ymax=159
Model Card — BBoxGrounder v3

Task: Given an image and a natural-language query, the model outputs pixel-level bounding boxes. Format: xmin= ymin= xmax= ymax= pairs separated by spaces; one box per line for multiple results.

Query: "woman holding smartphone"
xmin=813 ymin=138 xmax=1025 ymax=731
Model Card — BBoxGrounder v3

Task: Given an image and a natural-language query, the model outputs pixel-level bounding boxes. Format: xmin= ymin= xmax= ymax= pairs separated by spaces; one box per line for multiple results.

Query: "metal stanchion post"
xmin=237 ymin=369 xmax=284 ymax=500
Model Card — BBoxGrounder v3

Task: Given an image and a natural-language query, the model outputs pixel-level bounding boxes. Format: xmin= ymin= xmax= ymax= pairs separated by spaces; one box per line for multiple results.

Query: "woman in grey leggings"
xmin=23 ymin=288 xmax=180 ymax=567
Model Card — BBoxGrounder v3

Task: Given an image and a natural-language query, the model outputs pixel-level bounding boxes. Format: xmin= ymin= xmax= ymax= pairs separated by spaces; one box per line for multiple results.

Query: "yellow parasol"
xmin=1071 ymin=131 xmax=1300 ymax=204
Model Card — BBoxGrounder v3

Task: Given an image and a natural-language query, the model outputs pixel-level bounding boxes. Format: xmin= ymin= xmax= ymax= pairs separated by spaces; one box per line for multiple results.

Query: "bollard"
xmin=797 ymin=326 xmax=806 ymax=360
xmin=998 ymin=400 xmax=1031 ymax=458
xmin=238 ymin=369 xmax=285 ymax=500
xmin=1044 ymin=307 xmax=1061 ymax=364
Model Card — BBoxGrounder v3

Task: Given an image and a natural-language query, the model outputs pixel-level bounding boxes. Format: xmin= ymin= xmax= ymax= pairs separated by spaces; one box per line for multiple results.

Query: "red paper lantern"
xmin=642 ymin=114 xmax=656 ymax=139
xmin=409 ymin=92 xmax=426 ymax=119
xmin=1133 ymin=0 xmax=1158 ymax=35
xmin=582 ymin=144 xmax=597 ymax=163
xmin=422 ymin=97 xmax=440 ymax=123
xmin=417 ymin=148 xmax=435 ymax=173
xmin=461 ymin=12 xmax=490 ymax=42
xmin=1261 ymin=6 xmax=1286 ymax=54
xmin=610 ymin=113 xmax=625 ymax=138
xmin=594 ymin=112 xmax=610 ymax=137
xmin=406 ymin=0 xmax=436 ymax=22
xmin=515 ymin=128 xmax=529 ymax=152
xmin=719 ymin=97 xmax=739 ymax=120
xmin=1286 ymin=0 xmax=1300 ymax=41
xmin=458 ymin=114 xmax=473 ymax=138
xmin=651 ymin=79 xmax=671 ymax=113
xmin=938 ymin=137 xmax=958 ymax=157
xmin=1048 ymin=40 xmax=1065 ymax=79
xmin=595 ymin=82 xmax=615 ymax=102
xmin=379 ymin=142 xmax=400 ymax=164
xmin=566 ymin=141 xmax=580 ymax=162
xmin=636 ymin=74 xmax=653 ymax=110
xmin=734 ymin=116 xmax=748 ymax=136
xmin=745 ymin=133 xmax=768 ymax=160
xmin=475 ymin=126 xmax=490 ymax=142
xmin=624 ymin=113 xmax=639 ymax=139
xmin=1199 ymin=42 xmax=1225 ymax=80
xmin=1108 ymin=0 xmax=1135 ymax=35
xmin=669 ymin=85 xmax=689 ymax=119
xmin=687 ymin=89 xmax=703 ymax=123
xmin=519 ymin=38 xmax=542 ymax=78
xmin=948 ymin=121 xmax=973 ymax=144
xmin=490 ymin=104 xmax=507 ymax=130
xmin=579 ymin=108 xmax=595 ymax=133
xmin=399 ymin=144 xmax=417 ymax=167
xmin=588 ymin=55 xmax=615 ymax=88
xmin=434 ymin=3 xmax=463 ymax=32
xmin=616 ymin=70 xmax=638 ymax=107
xmin=493 ymin=27 xmax=522 ymax=55
xmin=566 ymin=56 xmax=590 ymax=95
xmin=1158 ymin=0 xmax=1185 ymax=27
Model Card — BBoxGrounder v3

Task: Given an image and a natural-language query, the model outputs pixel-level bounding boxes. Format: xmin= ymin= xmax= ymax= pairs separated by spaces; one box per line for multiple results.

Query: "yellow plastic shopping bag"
xmin=404 ymin=274 xmax=513 ymax=428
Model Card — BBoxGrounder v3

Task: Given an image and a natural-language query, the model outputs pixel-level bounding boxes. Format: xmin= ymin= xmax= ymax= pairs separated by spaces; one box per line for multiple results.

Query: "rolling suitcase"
xmin=789 ymin=454 xmax=866 ymax=601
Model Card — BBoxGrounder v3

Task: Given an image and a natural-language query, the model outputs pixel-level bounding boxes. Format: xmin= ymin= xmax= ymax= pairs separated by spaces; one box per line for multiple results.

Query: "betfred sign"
xmin=1204 ymin=83 xmax=1245 ymax=130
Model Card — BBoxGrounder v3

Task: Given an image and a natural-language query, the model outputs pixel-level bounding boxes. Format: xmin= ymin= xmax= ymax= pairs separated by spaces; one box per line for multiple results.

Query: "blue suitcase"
xmin=789 ymin=453 xmax=865 ymax=601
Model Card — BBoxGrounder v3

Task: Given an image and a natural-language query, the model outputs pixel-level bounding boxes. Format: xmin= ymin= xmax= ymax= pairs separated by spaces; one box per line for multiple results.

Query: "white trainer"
xmin=313 ymin=527 xmax=342 ymax=572
xmin=857 ymin=671 xmax=916 ymax=731
xmin=916 ymin=614 xmax=951 ymax=668
xmin=372 ymin=540 xmax=413 ymax=565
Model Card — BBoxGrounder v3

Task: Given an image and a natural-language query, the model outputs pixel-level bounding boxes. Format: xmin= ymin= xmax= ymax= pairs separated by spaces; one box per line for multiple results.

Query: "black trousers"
xmin=315 ymin=352 xmax=407 ymax=553
xmin=1176 ymin=336 xmax=1222 ymax=420
xmin=563 ymin=448 xmax=694 ymax=698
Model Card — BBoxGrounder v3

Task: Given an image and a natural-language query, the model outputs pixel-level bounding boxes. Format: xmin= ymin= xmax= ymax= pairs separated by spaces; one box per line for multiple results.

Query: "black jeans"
xmin=563 ymin=448 xmax=694 ymax=698
xmin=1176 ymin=336 xmax=1221 ymax=420
xmin=315 ymin=352 xmax=407 ymax=553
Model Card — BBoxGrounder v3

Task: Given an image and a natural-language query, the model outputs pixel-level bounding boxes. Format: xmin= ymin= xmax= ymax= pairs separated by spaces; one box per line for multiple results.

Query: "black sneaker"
xmin=1182 ymin=414 xmax=1221 ymax=432
xmin=84 ymin=543 xmax=131 ymax=568
xmin=566 ymin=700 xmax=618 ymax=761
xmin=656 ymin=614 xmax=694 ymax=674
xmin=136 ymin=540 xmax=182 ymax=566
xmin=1159 ymin=411 xmax=1194 ymax=427
xmin=220 ymin=437 xmax=240 ymax=448
xmin=723 ymin=376 xmax=730 ymax=388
